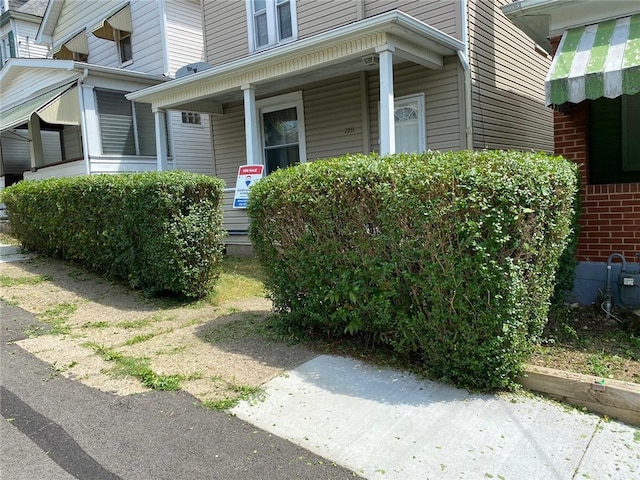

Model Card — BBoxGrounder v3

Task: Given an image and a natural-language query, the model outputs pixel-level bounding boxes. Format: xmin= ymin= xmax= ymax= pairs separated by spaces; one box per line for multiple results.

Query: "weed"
xmin=1 ymin=297 xmax=20 ymax=306
xmin=38 ymin=302 xmax=77 ymax=335
xmin=201 ymin=380 xmax=265 ymax=411
xmin=81 ymin=321 xmax=110 ymax=329
xmin=587 ymin=355 xmax=610 ymax=378
xmin=0 ymin=274 xmax=52 ymax=287
xmin=117 ymin=314 xmax=170 ymax=329
xmin=24 ymin=324 xmax=47 ymax=338
xmin=82 ymin=342 xmax=183 ymax=391
xmin=124 ymin=332 xmax=159 ymax=346
xmin=155 ymin=345 xmax=188 ymax=356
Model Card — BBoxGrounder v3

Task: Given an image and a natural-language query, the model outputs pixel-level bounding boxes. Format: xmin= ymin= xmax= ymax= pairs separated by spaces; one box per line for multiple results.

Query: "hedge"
xmin=248 ymin=151 xmax=578 ymax=390
xmin=1 ymin=171 xmax=226 ymax=298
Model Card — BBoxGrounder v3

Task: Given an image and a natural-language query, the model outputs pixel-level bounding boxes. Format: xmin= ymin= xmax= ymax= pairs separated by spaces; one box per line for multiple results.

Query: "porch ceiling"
xmin=126 ymin=10 xmax=464 ymax=112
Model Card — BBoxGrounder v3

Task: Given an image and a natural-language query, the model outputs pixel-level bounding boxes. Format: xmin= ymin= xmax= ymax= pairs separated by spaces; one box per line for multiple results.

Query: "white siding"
xmin=467 ymin=0 xmax=553 ymax=152
xmin=165 ymin=0 xmax=204 ymax=76
xmin=0 ymin=69 xmax=78 ymax=106
xmin=170 ymin=111 xmax=214 ymax=175
xmin=128 ymin=2 xmax=164 ymax=73
xmin=15 ymin=20 xmax=49 ymax=59
xmin=52 ymin=0 xmax=164 ymax=74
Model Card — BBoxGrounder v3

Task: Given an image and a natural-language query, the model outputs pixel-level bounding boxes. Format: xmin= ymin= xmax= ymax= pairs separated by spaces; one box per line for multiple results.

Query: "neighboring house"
xmin=0 ymin=0 xmax=214 ymax=200
xmin=129 ymin=0 xmax=554 ymax=253
xmin=503 ymin=0 xmax=640 ymax=305
xmin=0 ymin=0 xmax=50 ymax=66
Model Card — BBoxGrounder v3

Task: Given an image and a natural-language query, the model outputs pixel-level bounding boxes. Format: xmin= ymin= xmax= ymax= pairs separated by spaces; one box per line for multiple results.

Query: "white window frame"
xmin=256 ymin=91 xmax=306 ymax=171
xmin=246 ymin=0 xmax=298 ymax=53
xmin=181 ymin=112 xmax=202 ymax=126
xmin=116 ymin=29 xmax=133 ymax=66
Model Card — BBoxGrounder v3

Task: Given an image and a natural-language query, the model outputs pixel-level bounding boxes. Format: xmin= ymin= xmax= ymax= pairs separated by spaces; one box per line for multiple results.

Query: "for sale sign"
xmin=233 ymin=165 xmax=264 ymax=208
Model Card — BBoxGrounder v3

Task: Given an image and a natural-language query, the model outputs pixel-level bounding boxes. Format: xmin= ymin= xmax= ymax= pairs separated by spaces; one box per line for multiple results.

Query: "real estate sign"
xmin=233 ymin=165 xmax=264 ymax=208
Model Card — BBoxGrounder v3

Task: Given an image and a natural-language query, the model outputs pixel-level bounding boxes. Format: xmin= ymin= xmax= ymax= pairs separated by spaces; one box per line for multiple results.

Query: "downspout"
xmin=457 ymin=0 xmax=473 ymax=150
xmin=158 ymin=0 xmax=170 ymax=77
xmin=78 ymin=68 xmax=91 ymax=175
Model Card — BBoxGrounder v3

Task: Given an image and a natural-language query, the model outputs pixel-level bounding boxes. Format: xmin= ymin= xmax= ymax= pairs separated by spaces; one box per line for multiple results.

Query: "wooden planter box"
xmin=519 ymin=365 xmax=640 ymax=426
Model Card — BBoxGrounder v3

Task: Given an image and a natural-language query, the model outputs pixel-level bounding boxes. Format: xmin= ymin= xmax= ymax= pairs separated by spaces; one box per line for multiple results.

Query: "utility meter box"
xmin=618 ymin=270 xmax=640 ymax=306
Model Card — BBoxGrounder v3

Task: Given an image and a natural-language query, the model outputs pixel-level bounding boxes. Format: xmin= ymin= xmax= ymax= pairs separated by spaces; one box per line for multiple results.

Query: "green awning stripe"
xmin=546 ymin=14 xmax=640 ymax=106
xmin=547 ymin=27 xmax=583 ymax=106
xmin=585 ymin=19 xmax=615 ymax=99
xmin=622 ymin=13 xmax=640 ymax=94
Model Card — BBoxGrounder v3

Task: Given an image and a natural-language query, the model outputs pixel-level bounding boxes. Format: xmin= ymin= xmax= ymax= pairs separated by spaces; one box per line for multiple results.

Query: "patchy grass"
xmin=82 ymin=342 xmax=184 ymax=391
xmin=201 ymin=312 xmax=271 ymax=344
xmin=201 ymin=383 xmax=265 ymax=411
xmin=117 ymin=314 xmax=173 ymax=329
xmin=208 ymin=256 xmax=267 ymax=305
xmin=37 ymin=302 xmax=78 ymax=335
xmin=0 ymin=232 xmax=19 ymax=245
xmin=0 ymin=274 xmax=52 ymax=287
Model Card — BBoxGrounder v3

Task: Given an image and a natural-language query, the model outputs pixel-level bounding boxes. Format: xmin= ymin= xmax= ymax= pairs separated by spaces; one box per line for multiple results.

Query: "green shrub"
xmin=2 ymin=171 xmax=225 ymax=298
xmin=248 ymin=151 xmax=578 ymax=390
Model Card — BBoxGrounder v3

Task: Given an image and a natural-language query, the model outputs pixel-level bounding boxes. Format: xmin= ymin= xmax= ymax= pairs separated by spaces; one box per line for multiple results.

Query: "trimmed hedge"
xmin=248 ymin=151 xmax=578 ymax=390
xmin=2 ymin=171 xmax=225 ymax=298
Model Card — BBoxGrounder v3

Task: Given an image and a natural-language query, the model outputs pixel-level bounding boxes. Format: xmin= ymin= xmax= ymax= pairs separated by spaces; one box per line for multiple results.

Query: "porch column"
xmin=154 ymin=109 xmax=168 ymax=171
xmin=242 ymin=84 xmax=260 ymax=165
xmin=28 ymin=114 xmax=44 ymax=169
xmin=377 ymin=45 xmax=395 ymax=155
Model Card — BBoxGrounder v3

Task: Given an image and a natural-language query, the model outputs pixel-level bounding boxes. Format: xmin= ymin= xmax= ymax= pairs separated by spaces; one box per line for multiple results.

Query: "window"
xmin=257 ymin=92 xmax=306 ymax=174
xmin=95 ymin=89 xmax=156 ymax=156
xmin=116 ymin=30 xmax=132 ymax=64
xmin=92 ymin=5 xmax=133 ymax=65
xmin=589 ymin=94 xmax=640 ymax=184
xmin=380 ymin=94 xmax=426 ymax=154
xmin=247 ymin=0 xmax=297 ymax=51
xmin=181 ymin=112 xmax=201 ymax=125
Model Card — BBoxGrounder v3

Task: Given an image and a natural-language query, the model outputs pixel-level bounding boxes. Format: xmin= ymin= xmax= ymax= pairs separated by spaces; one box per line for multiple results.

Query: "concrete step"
xmin=0 ymin=244 xmax=20 ymax=256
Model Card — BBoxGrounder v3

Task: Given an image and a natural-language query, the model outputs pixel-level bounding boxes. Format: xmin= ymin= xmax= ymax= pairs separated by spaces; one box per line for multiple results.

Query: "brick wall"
xmin=550 ymin=37 xmax=640 ymax=263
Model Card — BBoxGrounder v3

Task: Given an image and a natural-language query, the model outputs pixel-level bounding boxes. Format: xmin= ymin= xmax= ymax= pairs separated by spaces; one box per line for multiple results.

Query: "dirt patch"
xmin=0 ymin=256 xmax=315 ymax=405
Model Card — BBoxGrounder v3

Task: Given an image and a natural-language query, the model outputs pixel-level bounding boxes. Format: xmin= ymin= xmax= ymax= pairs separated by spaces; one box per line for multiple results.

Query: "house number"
xmin=344 ymin=127 xmax=355 ymax=134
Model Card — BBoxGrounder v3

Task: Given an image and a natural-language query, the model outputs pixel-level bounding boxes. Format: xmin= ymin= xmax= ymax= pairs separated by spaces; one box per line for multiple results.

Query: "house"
xmin=503 ymin=0 xmax=640 ymax=305
xmin=0 ymin=0 xmax=49 ymax=66
xmin=127 ymin=0 xmax=555 ymax=255
xmin=0 ymin=0 xmax=214 ymax=198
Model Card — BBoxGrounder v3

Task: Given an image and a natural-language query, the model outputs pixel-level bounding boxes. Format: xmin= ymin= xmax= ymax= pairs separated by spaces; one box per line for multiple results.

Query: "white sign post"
xmin=233 ymin=164 xmax=264 ymax=209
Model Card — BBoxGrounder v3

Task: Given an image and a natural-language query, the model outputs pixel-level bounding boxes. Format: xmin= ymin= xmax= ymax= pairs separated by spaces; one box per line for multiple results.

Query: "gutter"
xmin=457 ymin=0 xmax=473 ymax=150
xmin=127 ymin=10 xmax=465 ymax=103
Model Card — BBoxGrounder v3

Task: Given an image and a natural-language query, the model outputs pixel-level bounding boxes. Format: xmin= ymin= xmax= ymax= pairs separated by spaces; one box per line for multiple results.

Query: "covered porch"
xmin=0 ymin=59 xmax=170 ymax=191
xmin=127 ymin=10 xmax=467 ymax=246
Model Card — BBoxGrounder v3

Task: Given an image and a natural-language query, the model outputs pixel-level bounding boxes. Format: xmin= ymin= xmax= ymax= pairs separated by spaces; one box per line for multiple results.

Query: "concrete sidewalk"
xmin=232 ymin=355 xmax=640 ymax=480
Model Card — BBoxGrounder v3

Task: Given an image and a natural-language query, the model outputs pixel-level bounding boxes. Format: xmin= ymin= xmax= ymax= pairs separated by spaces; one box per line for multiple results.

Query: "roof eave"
xmin=127 ymin=10 xmax=464 ymax=104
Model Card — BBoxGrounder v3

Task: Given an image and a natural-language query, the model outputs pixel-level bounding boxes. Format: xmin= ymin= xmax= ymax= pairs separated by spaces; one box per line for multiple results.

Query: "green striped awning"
xmin=546 ymin=14 xmax=640 ymax=106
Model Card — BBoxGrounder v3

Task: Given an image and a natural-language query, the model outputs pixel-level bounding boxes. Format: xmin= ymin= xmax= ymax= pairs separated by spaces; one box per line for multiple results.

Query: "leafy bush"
xmin=248 ymin=151 xmax=578 ymax=390
xmin=2 ymin=171 xmax=225 ymax=298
